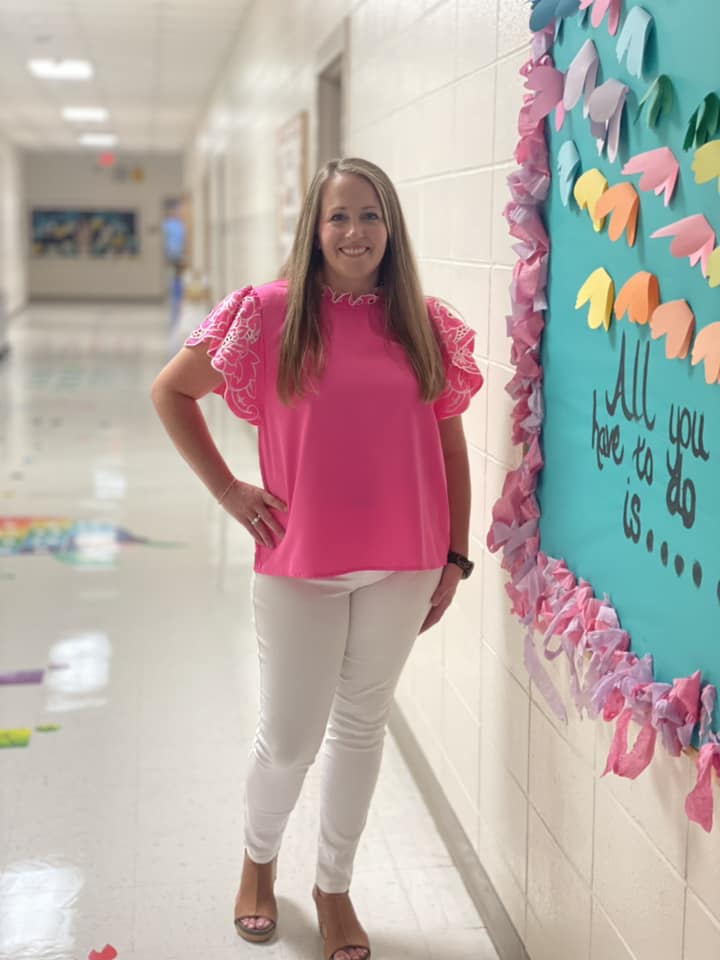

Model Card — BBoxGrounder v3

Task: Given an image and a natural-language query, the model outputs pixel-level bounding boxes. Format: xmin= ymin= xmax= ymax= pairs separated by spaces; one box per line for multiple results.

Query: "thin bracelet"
xmin=216 ymin=477 xmax=238 ymax=506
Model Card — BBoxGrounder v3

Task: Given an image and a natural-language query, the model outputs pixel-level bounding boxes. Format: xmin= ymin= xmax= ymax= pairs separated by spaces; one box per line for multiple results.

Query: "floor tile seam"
xmin=396 ymin=863 xmax=490 ymax=931
xmin=380 ymin=759 xmax=488 ymax=938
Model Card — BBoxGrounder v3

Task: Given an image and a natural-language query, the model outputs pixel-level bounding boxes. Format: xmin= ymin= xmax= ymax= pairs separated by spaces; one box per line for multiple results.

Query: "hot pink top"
xmin=185 ymin=280 xmax=483 ymax=578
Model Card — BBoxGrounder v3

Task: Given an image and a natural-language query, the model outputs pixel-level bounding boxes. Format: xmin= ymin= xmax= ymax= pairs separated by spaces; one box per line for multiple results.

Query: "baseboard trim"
xmin=28 ymin=295 xmax=165 ymax=304
xmin=388 ymin=703 xmax=530 ymax=960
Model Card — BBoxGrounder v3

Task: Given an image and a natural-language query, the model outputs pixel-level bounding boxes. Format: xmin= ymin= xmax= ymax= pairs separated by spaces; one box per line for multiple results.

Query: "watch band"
xmin=447 ymin=550 xmax=475 ymax=579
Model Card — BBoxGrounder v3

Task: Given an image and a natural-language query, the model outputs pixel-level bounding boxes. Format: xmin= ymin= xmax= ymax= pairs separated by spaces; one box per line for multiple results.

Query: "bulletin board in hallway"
xmin=30 ymin=208 xmax=139 ymax=257
xmin=489 ymin=0 xmax=720 ymax=825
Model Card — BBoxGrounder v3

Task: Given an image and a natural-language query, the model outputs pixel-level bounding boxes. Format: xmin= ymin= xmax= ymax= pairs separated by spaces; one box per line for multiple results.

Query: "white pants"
xmin=244 ymin=567 xmax=443 ymax=893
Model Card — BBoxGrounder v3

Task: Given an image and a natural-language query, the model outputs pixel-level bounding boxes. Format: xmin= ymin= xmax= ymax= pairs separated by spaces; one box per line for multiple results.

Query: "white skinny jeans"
xmin=244 ymin=567 xmax=443 ymax=893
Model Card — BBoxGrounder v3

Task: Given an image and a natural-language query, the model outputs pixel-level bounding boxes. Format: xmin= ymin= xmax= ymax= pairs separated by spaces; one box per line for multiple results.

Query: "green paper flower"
xmin=636 ymin=75 xmax=674 ymax=129
xmin=684 ymin=93 xmax=720 ymax=150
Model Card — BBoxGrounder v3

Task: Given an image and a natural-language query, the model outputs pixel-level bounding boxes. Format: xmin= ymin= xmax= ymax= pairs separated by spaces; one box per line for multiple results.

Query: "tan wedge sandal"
xmin=312 ymin=885 xmax=371 ymax=960
xmin=234 ymin=851 xmax=278 ymax=943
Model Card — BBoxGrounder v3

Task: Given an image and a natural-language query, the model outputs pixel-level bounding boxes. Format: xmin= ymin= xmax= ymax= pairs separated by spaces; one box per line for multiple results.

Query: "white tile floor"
xmin=0 ymin=301 xmax=499 ymax=960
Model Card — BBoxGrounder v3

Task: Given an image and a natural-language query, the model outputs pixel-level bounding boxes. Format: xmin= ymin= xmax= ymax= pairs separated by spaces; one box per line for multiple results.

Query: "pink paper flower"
xmin=579 ymin=0 xmax=622 ymax=35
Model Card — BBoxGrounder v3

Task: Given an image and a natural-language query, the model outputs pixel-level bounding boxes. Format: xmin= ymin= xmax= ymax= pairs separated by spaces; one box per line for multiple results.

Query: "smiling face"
xmin=317 ymin=172 xmax=389 ymax=295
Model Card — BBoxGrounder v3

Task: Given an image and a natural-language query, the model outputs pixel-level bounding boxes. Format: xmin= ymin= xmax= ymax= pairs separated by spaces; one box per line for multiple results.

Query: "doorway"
xmin=317 ymin=53 xmax=343 ymax=166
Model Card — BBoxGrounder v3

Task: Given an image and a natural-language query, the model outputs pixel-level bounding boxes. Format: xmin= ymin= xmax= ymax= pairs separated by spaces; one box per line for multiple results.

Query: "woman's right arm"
xmin=150 ymin=347 xmax=287 ymax=547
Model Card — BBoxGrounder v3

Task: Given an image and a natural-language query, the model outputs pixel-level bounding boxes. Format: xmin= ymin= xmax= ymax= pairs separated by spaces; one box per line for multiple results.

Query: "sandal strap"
xmin=234 ymin=854 xmax=277 ymax=925
xmin=314 ymin=887 xmax=370 ymax=960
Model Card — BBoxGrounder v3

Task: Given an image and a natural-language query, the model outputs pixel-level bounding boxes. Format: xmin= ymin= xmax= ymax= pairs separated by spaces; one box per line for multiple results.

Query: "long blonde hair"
xmin=277 ymin=157 xmax=446 ymax=404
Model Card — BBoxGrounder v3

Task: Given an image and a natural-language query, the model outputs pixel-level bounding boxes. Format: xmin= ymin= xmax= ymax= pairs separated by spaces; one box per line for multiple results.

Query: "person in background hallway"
xmin=151 ymin=157 xmax=483 ymax=960
xmin=162 ymin=199 xmax=186 ymax=329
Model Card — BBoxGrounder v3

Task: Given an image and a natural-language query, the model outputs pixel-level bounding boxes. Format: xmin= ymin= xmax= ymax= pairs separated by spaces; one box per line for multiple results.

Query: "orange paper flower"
xmin=614 ymin=271 xmax=660 ymax=325
xmin=594 ymin=182 xmax=640 ymax=246
xmin=691 ymin=322 xmax=720 ymax=384
xmin=650 ymin=300 xmax=695 ymax=360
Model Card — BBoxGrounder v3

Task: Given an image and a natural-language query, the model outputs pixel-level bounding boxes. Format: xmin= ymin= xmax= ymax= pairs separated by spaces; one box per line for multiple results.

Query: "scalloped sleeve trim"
xmin=428 ymin=297 xmax=484 ymax=419
xmin=184 ymin=286 xmax=263 ymax=426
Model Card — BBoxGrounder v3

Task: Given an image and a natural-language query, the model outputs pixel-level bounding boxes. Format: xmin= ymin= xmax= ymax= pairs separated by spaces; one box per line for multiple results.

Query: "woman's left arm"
xmin=419 ymin=415 xmax=471 ymax=634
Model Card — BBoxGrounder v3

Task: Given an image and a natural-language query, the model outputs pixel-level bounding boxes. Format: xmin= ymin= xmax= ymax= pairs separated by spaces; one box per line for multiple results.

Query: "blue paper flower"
xmin=529 ymin=0 xmax=582 ymax=32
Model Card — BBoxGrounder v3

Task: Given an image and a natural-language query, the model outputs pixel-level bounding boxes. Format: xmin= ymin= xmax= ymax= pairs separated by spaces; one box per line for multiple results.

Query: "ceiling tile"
xmin=0 ymin=0 xmax=251 ymax=152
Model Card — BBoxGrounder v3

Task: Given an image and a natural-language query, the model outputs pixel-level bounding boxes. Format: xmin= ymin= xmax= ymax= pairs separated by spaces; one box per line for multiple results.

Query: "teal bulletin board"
xmin=537 ymin=4 xmax=720 ymax=697
xmin=488 ymin=0 xmax=720 ymax=827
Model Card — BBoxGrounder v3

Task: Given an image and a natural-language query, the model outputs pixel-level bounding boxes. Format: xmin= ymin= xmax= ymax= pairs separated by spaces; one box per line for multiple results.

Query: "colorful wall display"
xmin=276 ymin=111 xmax=308 ymax=266
xmin=30 ymin=209 xmax=139 ymax=257
xmin=88 ymin=944 xmax=118 ymax=960
xmin=0 ymin=729 xmax=32 ymax=749
xmin=0 ymin=516 xmax=175 ymax=566
xmin=489 ymin=1 xmax=720 ymax=829
xmin=0 ymin=726 xmax=61 ymax=749
xmin=0 ymin=670 xmax=44 ymax=685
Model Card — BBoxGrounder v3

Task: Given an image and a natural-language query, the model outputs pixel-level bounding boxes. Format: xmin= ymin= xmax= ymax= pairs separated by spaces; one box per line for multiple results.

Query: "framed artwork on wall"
xmin=276 ymin=111 xmax=308 ymax=267
xmin=30 ymin=209 xmax=139 ymax=257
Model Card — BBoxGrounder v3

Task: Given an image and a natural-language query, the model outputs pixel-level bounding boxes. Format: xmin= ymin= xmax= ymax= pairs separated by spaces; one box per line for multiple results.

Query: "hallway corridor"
xmin=0 ymin=302 xmax=498 ymax=960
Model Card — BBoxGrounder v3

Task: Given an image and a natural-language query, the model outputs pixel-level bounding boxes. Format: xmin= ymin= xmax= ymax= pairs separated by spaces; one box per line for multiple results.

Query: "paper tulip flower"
xmin=529 ymin=0 xmax=581 ymax=31
xmin=622 ymin=147 xmax=679 ymax=206
xmin=573 ymin=168 xmax=608 ymax=231
xmin=691 ymin=322 xmax=720 ymax=384
xmin=707 ymin=247 xmax=720 ymax=288
xmin=587 ymin=78 xmax=629 ymax=163
xmin=557 ymin=140 xmax=581 ymax=206
xmin=616 ymin=6 xmax=653 ymax=79
xmin=650 ymin=301 xmax=695 ymax=360
xmin=684 ymin=94 xmax=720 ymax=151
xmin=651 ymin=214 xmax=716 ymax=277
xmin=576 ymin=267 xmax=615 ymax=331
xmin=563 ymin=39 xmax=599 ymax=115
xmin=579 ymin=0 xmax=621 ymax=36
xmin=524 ymin=63 xmax=566 ymax=129
xmin=636 ymin=75 xmax=674 ymax=129
xmin=615 ymin=272 xmax=659 ymax=325
xmin=692 ymin=140 xmax=720 ymax=192
xmin=594 ymin=182 xmax=640 ymax=245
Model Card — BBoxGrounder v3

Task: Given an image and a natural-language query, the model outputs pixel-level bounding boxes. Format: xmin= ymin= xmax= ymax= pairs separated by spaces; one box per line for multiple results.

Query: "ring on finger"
xmin=250 ymin=514 xmax=262 ymax=526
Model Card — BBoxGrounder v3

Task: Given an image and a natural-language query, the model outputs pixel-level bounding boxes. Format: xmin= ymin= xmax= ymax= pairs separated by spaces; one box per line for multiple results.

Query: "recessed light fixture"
xmin=78 ymin=133 xmax=118 ymax=148
xmin=28 ymin=59 xmax=93 ymax=80
xmin=62 ymin=107 xmax=108 ymax=123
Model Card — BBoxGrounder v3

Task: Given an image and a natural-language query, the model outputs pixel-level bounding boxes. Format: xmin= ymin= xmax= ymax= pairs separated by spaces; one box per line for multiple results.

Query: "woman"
xmin=151 ymin=157 xmax=483 ymax=960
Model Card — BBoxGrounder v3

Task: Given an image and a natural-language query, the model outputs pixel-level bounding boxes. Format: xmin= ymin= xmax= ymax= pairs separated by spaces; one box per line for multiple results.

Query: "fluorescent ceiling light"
xmin=62 ymin=107 xmax=108 ymax=123
xmin=28 ymin=59 xmax=93 ymax=80
xmin=78 ymin=133 xmax=118 ymax=148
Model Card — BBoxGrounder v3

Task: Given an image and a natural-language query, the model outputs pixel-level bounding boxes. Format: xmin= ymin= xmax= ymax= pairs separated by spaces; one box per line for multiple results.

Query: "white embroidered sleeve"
xmin=185 ymin=286 xmax=263 ymax=425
